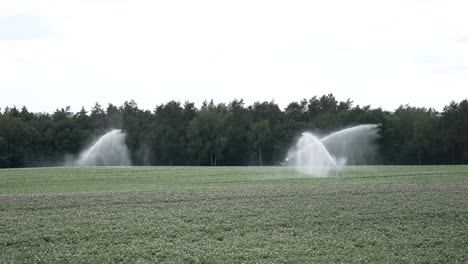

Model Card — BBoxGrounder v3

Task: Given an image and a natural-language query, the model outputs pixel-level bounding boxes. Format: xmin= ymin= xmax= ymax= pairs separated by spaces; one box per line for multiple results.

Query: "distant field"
xmin=1 ymin=166 xmax=467 ymax=263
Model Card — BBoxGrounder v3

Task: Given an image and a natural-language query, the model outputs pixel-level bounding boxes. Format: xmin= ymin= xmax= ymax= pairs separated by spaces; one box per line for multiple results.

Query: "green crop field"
xmin=1 ymin=166 xmax=467 ymax=263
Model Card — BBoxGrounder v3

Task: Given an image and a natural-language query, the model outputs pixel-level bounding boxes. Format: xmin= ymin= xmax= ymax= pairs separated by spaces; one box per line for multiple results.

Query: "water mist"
xmin=286 ymin=124 xmax=379 ymax=177
xmin=75 ymin=129 xmax=131 ymax=166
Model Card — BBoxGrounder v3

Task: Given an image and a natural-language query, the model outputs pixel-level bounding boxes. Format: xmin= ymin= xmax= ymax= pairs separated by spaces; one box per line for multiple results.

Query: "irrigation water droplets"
xmin=286 ymin=124 xmax=379 ymax=177
xmin=75 ymin=129 xmax=131 ymax=166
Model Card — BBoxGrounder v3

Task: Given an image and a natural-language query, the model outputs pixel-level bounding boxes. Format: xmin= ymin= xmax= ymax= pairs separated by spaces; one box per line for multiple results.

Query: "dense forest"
xmin=0 ymin=94 xmax=467 ymax=168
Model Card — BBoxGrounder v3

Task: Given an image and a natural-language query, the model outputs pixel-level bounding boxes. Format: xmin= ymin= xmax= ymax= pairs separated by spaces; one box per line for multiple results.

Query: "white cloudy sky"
xmin=0 ymin=0 xmax=467 ymax=113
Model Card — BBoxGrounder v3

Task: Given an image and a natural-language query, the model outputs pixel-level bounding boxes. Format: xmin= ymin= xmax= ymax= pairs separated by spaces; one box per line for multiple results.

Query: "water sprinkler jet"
xmin=75 ymin=129 xmax=131 ymax=166
xmin=285 ymin=124 xmax=379 ymax=177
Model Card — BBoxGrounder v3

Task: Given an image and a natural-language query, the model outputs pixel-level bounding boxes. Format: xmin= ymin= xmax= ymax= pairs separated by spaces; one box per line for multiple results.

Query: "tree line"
xmin=0 ymin=94 xmax=467 ymax=168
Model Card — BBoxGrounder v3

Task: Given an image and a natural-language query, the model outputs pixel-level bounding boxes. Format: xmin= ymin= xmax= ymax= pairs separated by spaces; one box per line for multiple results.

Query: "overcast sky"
xmin=0 ymin=0 xmax=467 ymax=113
